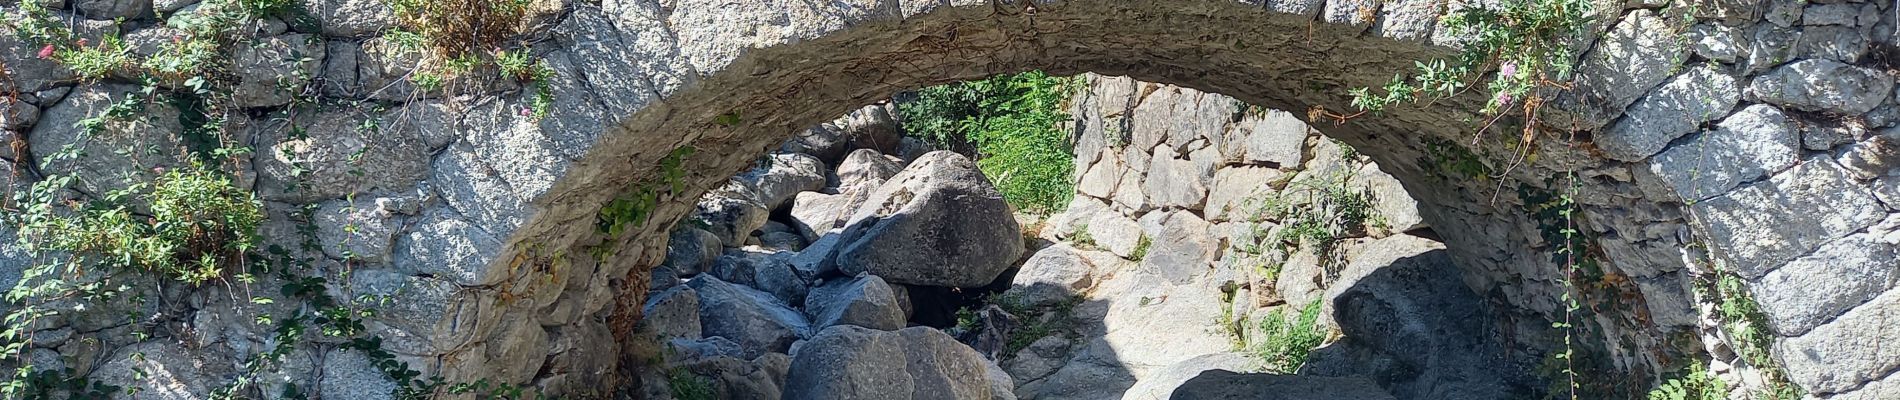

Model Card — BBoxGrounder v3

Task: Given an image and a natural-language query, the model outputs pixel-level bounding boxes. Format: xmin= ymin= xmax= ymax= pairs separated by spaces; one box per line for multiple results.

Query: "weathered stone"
xmin=314 ymin=196 xmax=407 ymax=264
xmin=688 ymin=276 xmax=810 ymax=358
xmin=734 ymin=152 xmax=827 ymax=209
xmin=707 ymin=248 xmax=807 ymax=306
xmin=1206 ymin=166 xmax=1284 ymax=222
xmin=319 ymin=349 xmax=399 ymax=400
xmin=255 ymin=104 xmax=432 ymax=201
xmin=982 ymin=358 xmax=1018 ymax=400
xmin=1686 ymin=24 xmax=1744 ymax=62
xmin=0 ymin=34 xmax=75 ymax=93
xmin=1598 ymin=65 xmax=1739 ymax=162
xmin=1003 ymin=244 xmax=1095 ymax=308
xmin=232 ymin=34 xmax=325 ymax=108
xmin=692 ymin=190 xmax=771 ymax=245
xmin=1749 ymin=234 xmax=1899 ymax=336
xmin=836 ymin=148 xmax=902 ymax=193
xmin=1792 ymin=25 xmax=1870 ymax=63
xmin=1141 ymin=212 xmax=1217 ymax=284
xmin=350 ymin=270 xmax=476 ymax=354
xmin=1233 ymin=108 xmax=1309 ymax=167
xmin=1642 ymin=104 xmax=1799 ymax=202
xmin=1145 ymin=145 xmax=1211 ymax=210
xmin=662 ymin=226 xmax=723 ymax=276
xmin=1550 ymin=9 xmax=1689 ymax=131
xmin=1838 ymin=134 xmax=1900 ymax=180
xmin=89 ymin=341 xmax=217 ymax=399
xmin=1121 ymin=352 xmax=1257 ymax=400
xmin=1086 ymin=212 xmax=1145 ymax=259
xmin=391 ymin=208 xmax=506 ymax=286
xmin=1777 ymin=288 xmax=1900 ymax=395
xmin=804 ymin=274 xmax=905 ymax=331
xmin=834 ymin=151 xmax=1024 ymax=288
xmin=1353 ymin=163 xmax=1424 ymax=233
xmin=29 ymin=84 xmax=189 ymax=197
xmin=1075 ymin=154 xmax=1122 ymax=199
xmin=300 ymin=0 xmax=397 ymax=37
xmin=642 ymin=285 xmax=702 ymax=339
xmin=1004 ymin=335 xmax=1072 ymax=384
xmin=73 ymin=0 xmax=149 ymax=20
xmin=1747 ymin=59 xmax=1893 ymax=115
xmin=785 ymin=325 xmax=993 ymax=400
xmin=1692 ymin=158 xmax=1885 ymax=279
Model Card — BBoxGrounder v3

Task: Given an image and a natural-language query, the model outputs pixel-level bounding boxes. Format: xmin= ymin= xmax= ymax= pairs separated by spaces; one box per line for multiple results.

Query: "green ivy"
xmin=597 ymin=146 xmax=697 ymax=237
xmin=1349 ymin=0 xmax=1593 ymax=120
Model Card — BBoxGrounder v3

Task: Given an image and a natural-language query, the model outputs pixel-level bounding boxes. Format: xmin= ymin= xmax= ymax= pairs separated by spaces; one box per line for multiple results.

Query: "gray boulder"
xmin=320 ymin=349 xmax=400 ymax=400
xmin=834 ymin=151 xmax=1025 ymax=288
xmin=668 ymin=352 xmax=793 ymax=400
xmin=804 ymin=274 xmax=906 ymax=331
xmin=1747 ymin=59 xmax=1893 ymax=115
xmin=1144 ymin=145 xmax=1211 ymax=210
xmin=692 ymin=190 xmax=771 ymax=245
xmin=790 ymin=191 xmax=853 ymax=235
xmin=836 ymin=148 xmax=903 ymax=193
xmin=642 ymin=285 xmax=702 ymax=339
xmin=785 ymin=325 xmax=994 ymax=400
xmin=688 ymin=276 xmax=811 ymax=358
xmin=662 ymin=226 xmax=723 ymax=276
xmin=707 ymin=248 xmax=807 ymax=306
xmin=782 ymin=124 xmax=849 ymax=162
xmin=1141 ymin=212 xmax=1217 ymax=284
xmin=733 ymin=152 xmax=828 ymax=209
xmin=1003 ymin=244 xmax=1095 ymax=308
xmin=88 ymin=341 xmax=219 ymax=400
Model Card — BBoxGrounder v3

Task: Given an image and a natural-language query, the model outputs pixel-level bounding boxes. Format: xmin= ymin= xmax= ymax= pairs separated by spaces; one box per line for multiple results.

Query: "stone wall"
xmin=3 ymin=0 xmax=1899 ymax=398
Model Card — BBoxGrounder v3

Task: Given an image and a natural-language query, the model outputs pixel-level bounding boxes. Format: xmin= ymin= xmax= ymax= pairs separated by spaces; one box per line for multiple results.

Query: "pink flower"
xmin=36 ymin=44 xmax=54 ymax=59
xmin=75 ymin=38 xmax=88 ymax=47
xmin=1496 ymin=93 xmax=1514 ymax=106
xmin=518 ymin=107 xmax=532 ymax=116
xmin=1500 ymin=62 xmax=1518 ymax=78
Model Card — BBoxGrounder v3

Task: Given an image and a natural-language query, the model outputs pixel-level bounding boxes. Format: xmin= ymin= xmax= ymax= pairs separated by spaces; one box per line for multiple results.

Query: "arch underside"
xmin=511 ymin=0 xmax=1674 ymax=392
xmin=315 ymin=0 xmax=1894 ymax=397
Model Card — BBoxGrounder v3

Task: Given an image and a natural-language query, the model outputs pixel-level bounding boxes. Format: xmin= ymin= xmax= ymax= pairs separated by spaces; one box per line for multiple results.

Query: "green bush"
xmin=898 ymin=71 xmax=1081 ymax=214
xmin=21 ymin=163 xmax=262 ymax=285
xmin=1254 ymin=299 xmax=1326 ymax=373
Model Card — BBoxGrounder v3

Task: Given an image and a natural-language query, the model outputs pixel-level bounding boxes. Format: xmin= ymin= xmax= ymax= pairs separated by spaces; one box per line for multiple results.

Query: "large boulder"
xmin=661 ymin=226 xmax=724 ymax=276
xmin=836 ymin=148 xmax=904 ymax=193
xmin=1002 ymin=244 xmax=1096 ymax=308
xmin=706 ymin=248 xmax=808 ymax=307
xmin=804 ymin=274 xmax=906 ymax=331
xmin=642 ymin=285 xmax=702 ymax=339
xmin=692 ymin=189 xmax=771 ymax=245
xmin=833 ymin=151 xmax=1025 ymax=288
xmin=1746 ymin=59 xmax=1894 ymax=115
xmin=733 ymin=152 xmax=828 ymax=209
xmin=687 ymin=276 xmax=811 ymax=358
xmin=784 ymin=325 xmax=995 ymax=400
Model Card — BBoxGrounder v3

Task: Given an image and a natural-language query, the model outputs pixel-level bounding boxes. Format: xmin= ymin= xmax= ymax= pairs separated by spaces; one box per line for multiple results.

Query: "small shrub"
xmin=898 ymin=71 xmax=1081 ymax=214
xmin=1070 ymin=223 xmax=1096 ymax=249
xmin=1646 ymin=362 xmax=1725 ymax=400
xmin=667 ymin=368 xmax=716 ymax=400
xmin=1130 ymin=234 xmax=1151 ymax=261
xmin=1254 ymin=298 xmax=1327 ymax=373
xmin=22 ymin=163 xmax=262 ymax=284
xmin=57 ymin=34 xmax=132 ymax=80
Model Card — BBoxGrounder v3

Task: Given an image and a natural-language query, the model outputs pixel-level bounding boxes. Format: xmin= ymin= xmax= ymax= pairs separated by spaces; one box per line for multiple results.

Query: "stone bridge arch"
xmin=291 ymin=0 xmax=1893 ymax=397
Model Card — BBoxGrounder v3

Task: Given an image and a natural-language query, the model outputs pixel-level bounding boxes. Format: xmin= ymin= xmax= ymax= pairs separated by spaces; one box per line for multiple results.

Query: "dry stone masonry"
xmin=3 ymin=0 xmax=1900 ymax=398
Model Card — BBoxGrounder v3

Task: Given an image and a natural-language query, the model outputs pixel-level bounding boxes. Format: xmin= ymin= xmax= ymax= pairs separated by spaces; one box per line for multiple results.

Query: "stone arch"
xmin=325 ymin=0 xmax=1889 ymax=397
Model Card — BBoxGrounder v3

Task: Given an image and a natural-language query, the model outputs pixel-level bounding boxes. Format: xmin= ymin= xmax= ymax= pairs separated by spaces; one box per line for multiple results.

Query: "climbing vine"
xmin=1339 ymin=0 xmax=1593 ymax=147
